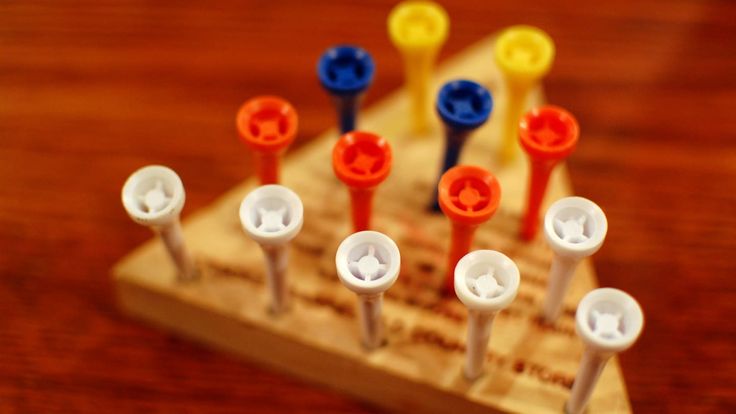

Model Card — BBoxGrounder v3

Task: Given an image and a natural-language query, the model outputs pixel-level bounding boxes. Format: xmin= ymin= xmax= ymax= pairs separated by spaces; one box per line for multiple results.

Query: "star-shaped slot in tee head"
xmin=505 ymin=43 xmax=539 ymax=67
xmin=253 ymin=116 xmax=282 ymax=142
xmin=349 ymin=150 xmax=378 ymax=175
xmin=554 ymin=215 xmax=589 ymax=243
xmin=591 ymin=310 xmax=624 ymax=340
xmin=528 ymin=116 xmax=567 ymax=148
xmin=348 ymin=244 xmax=387 ymax=282
xmin=330 ymin=60 xmax=361 ymax=87
xmin=446 ymin=96 xmax=477 ymax=120
xmin=138 ymin=180 xmax=171 ymax=213
xmin=257 ymin=206 xmax=287 ymax=232
xmin=400 ymin=10 xmax=436 ymax=43
xmin=470 ymin=268 xmax=505 ymax=299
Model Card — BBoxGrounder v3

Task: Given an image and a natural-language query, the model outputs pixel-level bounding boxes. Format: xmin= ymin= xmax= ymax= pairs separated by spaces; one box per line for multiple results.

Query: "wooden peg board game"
xmin=112 ymin=34 xmax=632 ymax=413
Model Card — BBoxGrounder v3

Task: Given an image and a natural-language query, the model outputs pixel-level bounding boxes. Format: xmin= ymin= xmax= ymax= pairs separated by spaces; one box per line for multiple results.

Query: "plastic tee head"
xmin=576 ymin=288 xmax=644 ymax=355
xmin=544 ymin=196 xmax=607 ymax=260
xmin=239 ymin=185 xmax=304 ymax=247
xmin=318 ymin=45 xmax=375 ymax=98
xmin=335 ymin=231 xmax=401 ymax=296
xmin=519 ymin=105 xmax=578 ymax=163
xmin=333 ymin=131 xmax=392 ymax=189
xmin=122 ymin=165 xmax=185 ymax=227
xmin=236 ymin=96 xmax=298 ymax=155
xmin=437 ymin=79 xmax=493 ymax=131
xmin=438 ymin=165 xmax=501 ymax=227
xmin=494 ymin=25 xmax=555 ymax=88
xmin=387 ymin=1 xmax=449 ymax=53
xmin=454 ymin=250 xmax=520 ymax=313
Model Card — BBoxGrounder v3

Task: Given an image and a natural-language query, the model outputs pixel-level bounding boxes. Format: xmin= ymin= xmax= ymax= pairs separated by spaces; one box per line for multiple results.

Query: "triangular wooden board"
xmin=112 ymin=34 xmax=631 ymax=413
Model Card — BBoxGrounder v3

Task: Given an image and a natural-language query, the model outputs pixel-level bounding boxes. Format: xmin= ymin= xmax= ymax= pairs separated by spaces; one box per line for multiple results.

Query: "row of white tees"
xmin=122 ymin=165 xmax=643 ymax=414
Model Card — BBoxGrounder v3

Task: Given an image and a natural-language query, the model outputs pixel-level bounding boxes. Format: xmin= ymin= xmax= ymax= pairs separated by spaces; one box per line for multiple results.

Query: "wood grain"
xmin=1 ymin=1 xmax=735 ymax=412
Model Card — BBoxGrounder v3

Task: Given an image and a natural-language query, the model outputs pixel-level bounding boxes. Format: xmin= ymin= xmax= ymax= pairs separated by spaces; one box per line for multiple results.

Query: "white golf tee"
xmin=122 ymin=165 xmax=197 ymax=281
xmin=542 ymin=196 xmax=607 ymax=322
xmin=566 ymin=288 xmax=644 ymax=414
xmin=240 ymin=184 xmax=303 ymax=315
xmin=335 ymin=231 xmax=401 ymax=350
xmin=454 ymin=250 xmax=520 ymax=380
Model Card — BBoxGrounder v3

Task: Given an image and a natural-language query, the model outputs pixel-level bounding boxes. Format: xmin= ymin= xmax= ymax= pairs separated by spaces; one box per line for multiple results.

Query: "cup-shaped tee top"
xmin=388 ymin=1 xmax=449 ymax=53
xmin=333 ymin=131 xmax=392 ymax=189
xmin=494 ymin=25 xmax=555 ymax=87
xmin=519 ymin=105 xmax=578 ymax=162
xmin=438 ymin=165 xmax=501 ymax=227
xmin=122 ymin=165 xmax=185 ymax=227
xmin=236 ymin=96 xmax=298 ymax=154
xmin=436 ymin=79 xmax=493 ymax=131
xmin=576 ymin=288 xmax=644 ymax=354
xmin=318 ymin=45 xmax=375 ymax=97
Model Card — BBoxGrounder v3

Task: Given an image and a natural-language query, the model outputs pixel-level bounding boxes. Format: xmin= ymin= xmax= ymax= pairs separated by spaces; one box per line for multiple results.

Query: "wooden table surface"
xmin=2 ymin=1 xmax=735 ymax=412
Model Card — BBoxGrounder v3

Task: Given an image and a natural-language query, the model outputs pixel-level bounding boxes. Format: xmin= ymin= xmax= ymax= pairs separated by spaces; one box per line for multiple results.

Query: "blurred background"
xmin=1 ymin=0 xmax=735 ymax=412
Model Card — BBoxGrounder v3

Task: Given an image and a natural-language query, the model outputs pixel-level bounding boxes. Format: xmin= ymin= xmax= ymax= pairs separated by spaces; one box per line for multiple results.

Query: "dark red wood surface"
xmin=1 ymin=1 xmax=735 ymax=412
